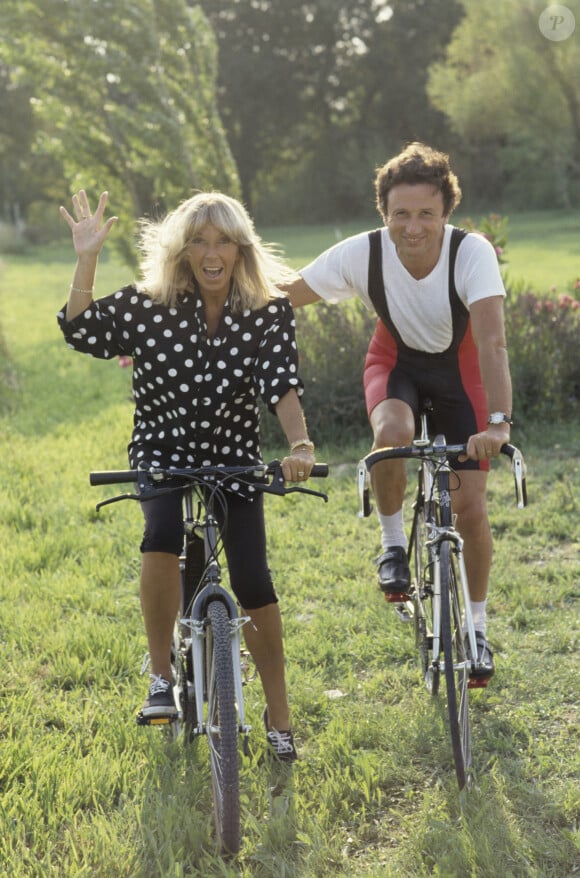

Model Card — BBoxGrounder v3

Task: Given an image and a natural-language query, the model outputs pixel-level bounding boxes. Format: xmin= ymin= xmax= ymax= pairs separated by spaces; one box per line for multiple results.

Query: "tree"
xmin=427 ymin=0 xmax=580 ymax=208
xmin=0 ymin=0 xmax=239 ymax=260
xmin=198 ymin=0 xmax=463 ymax=222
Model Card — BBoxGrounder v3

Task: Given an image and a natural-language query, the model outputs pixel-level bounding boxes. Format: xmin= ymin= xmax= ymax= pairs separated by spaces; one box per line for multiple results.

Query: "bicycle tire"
xmin=410 ymin=465 xmax=439 ymax=695
xmin=206 ymin=599 xmax=241 ymax=854
xmin=440 ymin=540 xmax=472 ymax=790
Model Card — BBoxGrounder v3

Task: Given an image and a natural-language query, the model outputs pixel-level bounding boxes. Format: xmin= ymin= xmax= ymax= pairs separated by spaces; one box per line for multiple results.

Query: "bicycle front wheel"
xmin=206 ymin=599 xmax=241 ymax=854
xmin=440 ymin=540 xmax=472 ymax=790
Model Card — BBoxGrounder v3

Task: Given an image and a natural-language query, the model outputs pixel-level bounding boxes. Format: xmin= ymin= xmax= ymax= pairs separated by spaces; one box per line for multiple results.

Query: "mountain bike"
xmin=90 ymin=459 xmax=328 ymax=854
xmin=357 ymin=402 xmax=527 ymax=790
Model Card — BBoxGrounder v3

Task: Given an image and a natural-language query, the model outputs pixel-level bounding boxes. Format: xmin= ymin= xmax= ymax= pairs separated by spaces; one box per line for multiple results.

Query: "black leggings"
xmin=139 ymin=490 xmax=277 ymax=609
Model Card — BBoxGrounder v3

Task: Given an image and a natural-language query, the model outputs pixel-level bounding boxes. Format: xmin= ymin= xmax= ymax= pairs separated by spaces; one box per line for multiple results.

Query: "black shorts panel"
xmin=139 ymin=489 xmax=276 ymax=608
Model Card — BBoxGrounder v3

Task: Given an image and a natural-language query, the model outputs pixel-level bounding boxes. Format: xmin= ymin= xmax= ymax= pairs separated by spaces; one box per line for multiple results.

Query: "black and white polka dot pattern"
xmin=57 ymin=286 xmax=303 ymax=493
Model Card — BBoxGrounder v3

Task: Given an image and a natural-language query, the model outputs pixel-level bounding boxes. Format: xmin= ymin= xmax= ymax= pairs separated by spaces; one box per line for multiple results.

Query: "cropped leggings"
xmin=139 ymin=489 xmax=277 ymax=609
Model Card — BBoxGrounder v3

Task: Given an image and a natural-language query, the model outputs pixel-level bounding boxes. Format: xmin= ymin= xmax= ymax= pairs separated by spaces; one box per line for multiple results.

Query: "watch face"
xmin=489 ymin=413 xmax=508 ymax=424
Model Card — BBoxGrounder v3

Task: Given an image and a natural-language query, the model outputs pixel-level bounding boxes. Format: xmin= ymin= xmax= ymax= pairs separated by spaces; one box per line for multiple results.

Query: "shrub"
xmin=505 ymin=281 xmax=580 ymax=423
xmin=0 ymin=221 xmax=27 ymax=254
xmin=260 ymin=300 xmax=376 ymax=447
xmin=295 ymin=301 xmax=377 ymax=443
xmin=463 ymin=213 xmax=508 ymax=265
xmin=463 ymin=212 xmax=580 ymax=423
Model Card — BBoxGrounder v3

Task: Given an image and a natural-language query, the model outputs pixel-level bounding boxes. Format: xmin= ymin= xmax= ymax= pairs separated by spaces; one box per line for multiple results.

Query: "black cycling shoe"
xmin=376 ymin=546 xmax=411 ymax=599
xmin=466 ymin=632 xmax=495 ymax=681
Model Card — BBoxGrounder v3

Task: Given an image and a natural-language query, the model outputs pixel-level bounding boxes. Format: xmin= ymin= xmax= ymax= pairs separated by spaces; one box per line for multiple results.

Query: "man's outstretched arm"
xmin=280 ymin=277 xmax=322 ymax=308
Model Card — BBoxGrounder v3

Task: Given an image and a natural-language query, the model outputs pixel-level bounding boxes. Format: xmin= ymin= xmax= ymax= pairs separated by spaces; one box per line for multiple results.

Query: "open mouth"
xmin=203 ymin=266 xmax=223 ymax=279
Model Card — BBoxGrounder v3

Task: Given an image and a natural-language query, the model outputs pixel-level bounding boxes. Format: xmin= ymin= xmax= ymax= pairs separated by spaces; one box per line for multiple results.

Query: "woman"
xmin=58 ymin=189 xmax=315 ymax=761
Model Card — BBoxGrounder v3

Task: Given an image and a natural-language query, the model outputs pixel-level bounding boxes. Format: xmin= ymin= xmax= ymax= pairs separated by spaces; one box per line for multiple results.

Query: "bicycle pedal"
xmin=383 ymin=591 xmax=410 ymax=604
xmin=468 ymin=676 xmax=491 ymax=689
xmin=136 ymin=711 xmax=177 ymax=726
xmin=394 ymin=603 xmax=414 ymax=622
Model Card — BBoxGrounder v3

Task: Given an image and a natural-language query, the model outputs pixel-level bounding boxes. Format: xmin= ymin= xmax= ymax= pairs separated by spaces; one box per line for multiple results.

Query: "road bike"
xmin=90 ymin=459 xmax=328 ymax=854
xmin=357 ymin=402 xmax=527 ymax=790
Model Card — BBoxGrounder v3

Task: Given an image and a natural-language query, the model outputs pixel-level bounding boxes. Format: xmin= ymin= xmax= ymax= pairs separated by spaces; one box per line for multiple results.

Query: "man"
xmin=285 ymin=142 xmax=513 ymax=679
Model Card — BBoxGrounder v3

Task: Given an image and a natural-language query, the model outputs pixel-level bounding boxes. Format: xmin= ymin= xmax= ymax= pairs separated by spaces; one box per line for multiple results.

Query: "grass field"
xmin=0 ymin=218 xmax=578 ymax=876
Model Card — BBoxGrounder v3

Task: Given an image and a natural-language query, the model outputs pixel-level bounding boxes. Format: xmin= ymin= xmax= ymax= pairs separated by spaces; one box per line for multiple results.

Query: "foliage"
xmin=506 ymin=282 xmax=580 ymax=423
xmin=462 ymin=211 xmax=580 ymax=422
xmin=0 ymin=0 xmax=239 ymax=264
xmin=199 ymin=0 xmax=463 ymax=222
xmin=0 ymin=250 xmax=578 ymax=875
xmin=261 ymin=299 xmax=377 ymax=447
xmin=463 ymin=212 xmax=508 ymax=264
xmin=428 ymin=0 xmax=580 ymax=209
xmin=0 ymin=280 xmax=18 ymax=415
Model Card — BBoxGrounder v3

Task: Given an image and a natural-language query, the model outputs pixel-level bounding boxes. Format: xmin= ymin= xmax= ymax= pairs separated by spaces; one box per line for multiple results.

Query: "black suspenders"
xmin=367 ymin=227 xmax=468 ymax=352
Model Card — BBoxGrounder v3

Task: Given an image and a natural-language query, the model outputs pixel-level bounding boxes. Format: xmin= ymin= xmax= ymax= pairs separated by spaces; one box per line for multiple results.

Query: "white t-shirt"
xmin=300 ymin=225 xmax=505 ymax=353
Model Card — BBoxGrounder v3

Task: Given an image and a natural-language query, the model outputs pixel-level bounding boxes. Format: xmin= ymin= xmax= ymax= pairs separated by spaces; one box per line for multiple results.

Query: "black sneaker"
xmin=263 ymin=709 xmax=298 ymax=763
xmin=141 ymin=674 xmax=177 ymax=718
xmin=466 ymin=632 xmax=495 ymax=680
xmin=376 ymin=546 xmax=411 ymax=599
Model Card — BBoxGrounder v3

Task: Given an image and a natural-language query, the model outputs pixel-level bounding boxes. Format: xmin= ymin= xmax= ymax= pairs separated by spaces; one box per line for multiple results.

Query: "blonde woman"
xmin=58 ymin=190 xmax=315 ymax=761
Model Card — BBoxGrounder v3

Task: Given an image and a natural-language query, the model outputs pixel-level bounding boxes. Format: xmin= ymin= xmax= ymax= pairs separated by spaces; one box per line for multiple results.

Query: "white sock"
xmin=377 ymin=509 xmax=407 ymax=552
xmin=470 ymin=600 xmax=487 ymax=635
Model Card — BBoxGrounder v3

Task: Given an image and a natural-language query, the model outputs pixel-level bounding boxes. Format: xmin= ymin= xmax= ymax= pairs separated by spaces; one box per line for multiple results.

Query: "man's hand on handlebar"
xmin=461 ymin=424 xmax=511 ymax=462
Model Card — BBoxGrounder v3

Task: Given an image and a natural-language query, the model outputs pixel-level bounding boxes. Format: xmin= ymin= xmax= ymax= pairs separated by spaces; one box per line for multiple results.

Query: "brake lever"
xmin=267 ymin=465 xmax=328 ymax=501
xmin=96 ymin=492 xmax=140 ymax=511
xmin=284 ymin=485 xmax=329 ymax=502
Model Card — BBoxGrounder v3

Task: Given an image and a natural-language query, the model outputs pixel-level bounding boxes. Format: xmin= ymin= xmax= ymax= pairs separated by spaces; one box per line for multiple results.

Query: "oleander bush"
xmin=505 ymin=282 xmax=580 ymax=423
xmin=467 ymin=211 xmax=580 ymax=422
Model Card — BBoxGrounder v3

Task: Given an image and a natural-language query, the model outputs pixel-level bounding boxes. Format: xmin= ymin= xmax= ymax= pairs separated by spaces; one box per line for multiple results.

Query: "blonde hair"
xmin=136 ymin=192 xmax=296 ymax=310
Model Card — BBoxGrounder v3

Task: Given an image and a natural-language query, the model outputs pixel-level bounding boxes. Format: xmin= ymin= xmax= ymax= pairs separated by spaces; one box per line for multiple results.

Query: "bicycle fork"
xmin=187 ymin=596 xmax=252 ymax=748
xmin=429 ymin=529 xmax=478 ymax=678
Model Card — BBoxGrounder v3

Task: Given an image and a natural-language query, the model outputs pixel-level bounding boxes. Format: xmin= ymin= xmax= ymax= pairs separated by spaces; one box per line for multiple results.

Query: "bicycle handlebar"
xmin=359 ymin=441 xmax=527 ymax=513
xmin=90 ymin=460 xmax=329 ymax=505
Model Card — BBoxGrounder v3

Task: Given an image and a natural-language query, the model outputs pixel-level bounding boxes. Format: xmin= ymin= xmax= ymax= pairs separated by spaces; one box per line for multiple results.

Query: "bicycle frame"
xmin=179 ymin=485 xmax=251 ymax=744
xmin=414 ymin=412 xmax=479 ymax=683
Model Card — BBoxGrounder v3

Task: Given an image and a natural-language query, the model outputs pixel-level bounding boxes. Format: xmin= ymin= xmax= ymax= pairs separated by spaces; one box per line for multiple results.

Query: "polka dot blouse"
xmin=57 ymin=286 xmax=303 ymax=489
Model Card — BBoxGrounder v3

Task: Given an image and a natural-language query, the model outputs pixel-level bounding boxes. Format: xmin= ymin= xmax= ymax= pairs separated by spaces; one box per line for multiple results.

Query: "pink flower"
xmin=558 ymin=294 xmax=573 ymax=308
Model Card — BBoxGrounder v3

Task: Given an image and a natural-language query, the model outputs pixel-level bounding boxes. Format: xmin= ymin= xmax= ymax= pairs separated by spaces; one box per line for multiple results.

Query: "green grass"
xmin=0 ymin=228 xmax=578 ymax=876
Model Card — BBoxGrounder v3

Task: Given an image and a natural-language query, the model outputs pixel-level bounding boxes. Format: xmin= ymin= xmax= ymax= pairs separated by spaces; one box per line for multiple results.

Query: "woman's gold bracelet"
xmin=289 ymin=438 xmax=315 ymax=453
xmin=70 ymin=285 xmax=94 ymax=295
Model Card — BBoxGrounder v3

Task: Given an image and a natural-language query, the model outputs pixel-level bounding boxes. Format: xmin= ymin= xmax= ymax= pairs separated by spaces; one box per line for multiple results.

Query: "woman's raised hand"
xmin=59 ymin=189 xmax=118 ymax=257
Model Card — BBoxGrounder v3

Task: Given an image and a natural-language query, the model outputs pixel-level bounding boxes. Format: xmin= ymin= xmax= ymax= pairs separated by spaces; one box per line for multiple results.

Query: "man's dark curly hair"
xmin=375 ymin=142 xmax=462 ymax=222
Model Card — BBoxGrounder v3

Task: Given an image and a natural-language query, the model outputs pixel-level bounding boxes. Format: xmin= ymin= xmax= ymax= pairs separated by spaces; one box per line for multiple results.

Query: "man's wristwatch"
xmin=487 ymin=412 xmax=512 ymax=425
